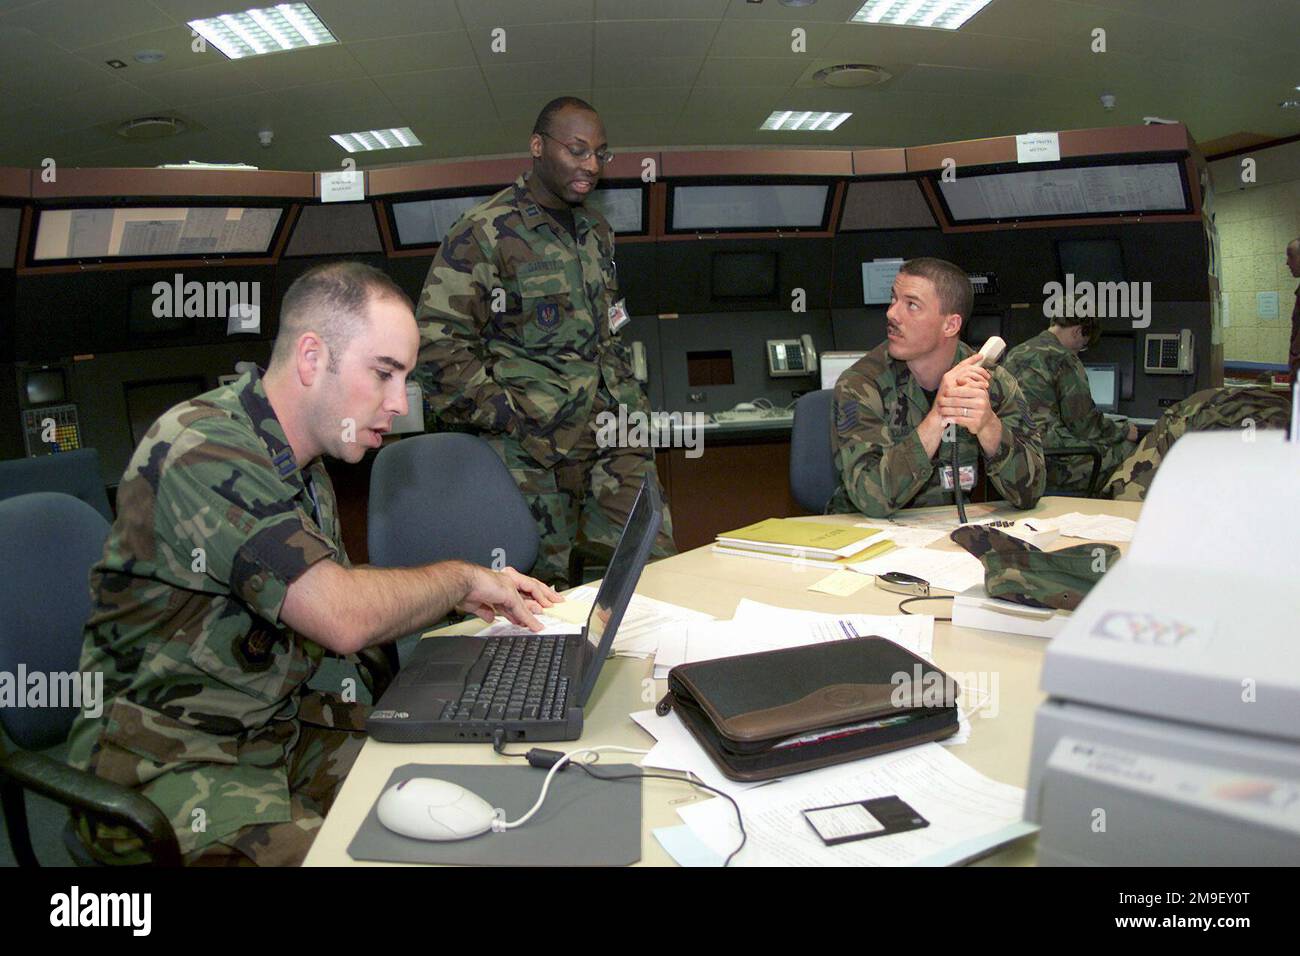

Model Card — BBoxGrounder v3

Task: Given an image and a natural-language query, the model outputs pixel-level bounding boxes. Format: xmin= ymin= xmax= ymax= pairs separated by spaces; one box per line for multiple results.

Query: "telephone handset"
xmin=766 ymin=335 xmax=819 ymax=377
xmin=952 ymin=336 xmax=1006 ymax=525
xmin=630 ymin=340 xmax=648 ymax=383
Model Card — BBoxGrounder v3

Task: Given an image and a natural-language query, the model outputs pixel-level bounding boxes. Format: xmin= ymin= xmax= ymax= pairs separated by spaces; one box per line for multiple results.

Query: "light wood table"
xmin=304 ymin=496 xmax=1141 ymax=866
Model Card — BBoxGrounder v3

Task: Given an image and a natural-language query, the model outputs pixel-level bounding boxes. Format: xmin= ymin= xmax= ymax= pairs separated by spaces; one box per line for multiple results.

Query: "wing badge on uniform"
xmin=536 ymin=301 xmax=561 ymax=330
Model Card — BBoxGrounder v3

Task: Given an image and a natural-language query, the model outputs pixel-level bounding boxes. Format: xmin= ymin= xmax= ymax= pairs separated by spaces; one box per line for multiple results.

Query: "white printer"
xmin=1025 ymin=430 xmax=1300 ymax=865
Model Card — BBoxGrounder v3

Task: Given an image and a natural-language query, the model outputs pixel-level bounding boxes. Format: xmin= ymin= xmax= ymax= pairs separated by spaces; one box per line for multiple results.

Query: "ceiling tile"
xmin=694 ymin=56 xmax=808 ymax=87
xmin=308 ymin=0 xmax=464 ymax=41
xmin=597 ymin=0 xmax=727 ymax=20
xmin=0 ymin=0 xmax=173 ymax=51
xmin=231 ymin=42 xmax=367 ymax=90
xmin=707 ymin=19 xmax=841 ymax=58
xmin=492 ymin=90 xmax=595 ymax=124
xmin=466 ymin=21 xmax=595 ymax=63
xmin=126 ymin=61 xmax=268 ymax=106
xmin=72 ymin=25 xmax=223 ymax=77
xmin=482 ymin=58 xmax=593 ymax=95
xmin=594 ymin=19 xmax=720 ymax=59
xmin=590 ymin=87 xmax=690 ymax=115
xmin=594 ymin=55 xmax=702 ymax=88
xmin=722 ymin=0 xmax=865 ymax=22
xmin=456 ymin=0 xmax=594 ymax=29
xmin=374 ymin=67 xmax=491 ymax=104
xmin=348 ymin=32 xmax=477 ymax=74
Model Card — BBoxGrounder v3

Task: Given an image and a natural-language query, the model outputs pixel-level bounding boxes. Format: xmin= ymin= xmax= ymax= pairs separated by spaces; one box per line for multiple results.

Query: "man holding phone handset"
xmin=828 ymin=257 xmax=1046 ymax=518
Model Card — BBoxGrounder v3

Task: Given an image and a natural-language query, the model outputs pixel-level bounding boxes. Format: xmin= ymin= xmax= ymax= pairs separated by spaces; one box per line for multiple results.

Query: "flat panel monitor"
xmin=584 ymin=186 xmax=645 ymax=234
xmin=129 ymin=283 xmax=193 ymax=338
xmin=711 ymin=251 xmax=777 ymax=300
xmin=32 ymin=206 xmax=283 ymax=262
xmin=1084 ymin=362 xmax=1121 ymax=413
xmin=24 ymin=368 xmax=67 ymax=405
xmin=937 ymin=161 xmax=1189 ymax=223
xmin=1058 ymin=238 xmax=1126 ymax=286
xmin=390 ymin=194 xmax=493 ymax=247
xmin=671 ymin=184 xmax=830 ymax=232
xmin=124 ymin=377 xmax=207 ymax=449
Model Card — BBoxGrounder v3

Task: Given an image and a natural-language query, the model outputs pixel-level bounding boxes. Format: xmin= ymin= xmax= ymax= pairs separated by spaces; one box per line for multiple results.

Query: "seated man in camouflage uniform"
xmin=413 ymin=96 xmax=675 ymax=588
xmin=1105 ymin=385 xmax=1292 ymax=501
xmin=66 ymin=261 xmax=558 ymax=866
xmin=829 ymin=257 xmax=1045 ymax=518
xmin=1003 ymin=315 xmax=1137 ymax=494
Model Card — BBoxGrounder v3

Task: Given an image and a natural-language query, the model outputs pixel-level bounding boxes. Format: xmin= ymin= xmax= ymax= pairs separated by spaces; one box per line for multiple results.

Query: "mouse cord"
xmin=492 ymin=745 xmax=650 ymax=832
xmin=898 ymin=595 xmax=954 ymax=621
xmin=494 ymin=739 xmax=748 ymax=866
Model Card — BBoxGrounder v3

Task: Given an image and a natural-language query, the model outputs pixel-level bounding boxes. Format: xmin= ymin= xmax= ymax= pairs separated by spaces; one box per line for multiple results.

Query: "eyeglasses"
xmin=539 ymin=131 xmax=614 ymax=166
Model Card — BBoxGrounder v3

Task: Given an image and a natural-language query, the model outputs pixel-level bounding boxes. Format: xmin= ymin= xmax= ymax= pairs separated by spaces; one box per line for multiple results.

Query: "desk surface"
xmin=304 ymin=495 xmax=1141 ymax=867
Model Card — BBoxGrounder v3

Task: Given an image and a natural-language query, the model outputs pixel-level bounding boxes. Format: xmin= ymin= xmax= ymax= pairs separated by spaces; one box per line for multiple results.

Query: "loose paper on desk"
xmin=631 ymin=708 xmax=768 ymax=797
xmin=849 ymin=546 xmax=986 ymax=594
xmin=1040 ymin=512 xmax=1137 ymax=542
xmin=855 ymin=523 xmax=947 ymax=549
xmin=540 ymin=585 xmax=714 ymax=658
xmin=672 ymin=743 xmax=1036 ymax=867
xmin=808 ymin=568 xmax=872 ymax=597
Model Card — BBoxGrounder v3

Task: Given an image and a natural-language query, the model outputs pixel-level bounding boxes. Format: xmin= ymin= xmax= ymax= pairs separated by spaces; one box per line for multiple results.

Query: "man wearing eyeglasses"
xmin=413 ymin=97 xmax=676 ymax=587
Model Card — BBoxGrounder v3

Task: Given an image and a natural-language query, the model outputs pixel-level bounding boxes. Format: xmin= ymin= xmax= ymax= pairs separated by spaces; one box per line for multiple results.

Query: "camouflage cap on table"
xmin=949 ymin=524 xmax=1119 ymax=610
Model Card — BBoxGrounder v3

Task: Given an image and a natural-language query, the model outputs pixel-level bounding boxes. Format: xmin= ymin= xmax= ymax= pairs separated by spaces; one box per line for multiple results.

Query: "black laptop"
xmin=366 ymin=476 xmax=663 ymax=743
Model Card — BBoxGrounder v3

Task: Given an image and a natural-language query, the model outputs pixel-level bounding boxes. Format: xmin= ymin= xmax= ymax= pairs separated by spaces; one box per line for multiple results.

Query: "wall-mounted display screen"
xmin=1057 ymin=238 xmax=1126 ymax=285
xmin=32 ymin=206 xmax=283 ymax=261
xmin=391 ymin=194 xmax=493 ymax=246
xmin=584 ymin=187 xmax=644 ymax=234
xmin=938 ymin=162 xmax=1188 ymax=222
xmin=670 ymin=184 xmax=830 ymax=232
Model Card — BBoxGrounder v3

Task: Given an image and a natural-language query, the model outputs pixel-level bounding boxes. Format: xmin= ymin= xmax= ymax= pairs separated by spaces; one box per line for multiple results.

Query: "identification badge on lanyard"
xmin=939 ymin=464 xmax=976 ymax=491
xmin=608 ymin=298 xmax=630 ymax=334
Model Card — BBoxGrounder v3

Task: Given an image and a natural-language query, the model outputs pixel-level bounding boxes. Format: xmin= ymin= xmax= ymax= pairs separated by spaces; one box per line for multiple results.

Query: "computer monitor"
xmin=24 ymin=368 xmax=67 ymax=405
xmin=124 ymin=377 xmax=207 ymax=448
xmin=820 ymin=351 xmax=867 ymax=390
xmin=1058 ymin=238 xmax=1126 ymax=286
xmin=1083 ymin=363 xmax=1120 ymax=413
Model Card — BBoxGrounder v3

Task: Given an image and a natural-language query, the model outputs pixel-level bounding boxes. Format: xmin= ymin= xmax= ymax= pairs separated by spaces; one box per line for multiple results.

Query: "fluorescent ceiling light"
xmin=330 ymin=128 xmax=423 ymax=152
xmin=188 ymin=4 xmax=336 ymax=60
xmin=761 ymin=111 xmax=851 ymax=132
xmin=851 ymin=0 xmax=994 ymax=30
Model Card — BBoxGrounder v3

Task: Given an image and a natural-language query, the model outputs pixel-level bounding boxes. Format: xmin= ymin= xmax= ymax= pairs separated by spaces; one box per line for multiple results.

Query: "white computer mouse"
xmin=376 ymin=777 xmax=497 ymax=841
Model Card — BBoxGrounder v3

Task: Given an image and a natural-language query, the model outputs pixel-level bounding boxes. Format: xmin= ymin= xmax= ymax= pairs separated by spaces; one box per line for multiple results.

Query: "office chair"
xmin=789 ymin=389 xmax=838 ymax=513
xmin=1042 ymin=446 xmax=1106 ymax=498
xmin=0 ymin=492 xmax=181 ymax=866
xmin=368 ymin=434 xmax=541 ymax=665
xmin=0 ymin=448 xmax=113 ymax=521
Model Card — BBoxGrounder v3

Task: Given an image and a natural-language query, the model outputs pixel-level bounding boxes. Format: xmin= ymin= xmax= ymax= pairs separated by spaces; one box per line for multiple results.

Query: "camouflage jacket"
xmin=828 ymin=341 xmax=1046 ymax=517
xmin=1105 ymin=386 xmax=1293 ymax=501
xmin=1003 ymin=330 xmax=1129 ymax=452
xmin=413 ymin=173 xmax=648 ymax=468
xmin=65 ymin=368 xmax=344 ymax=858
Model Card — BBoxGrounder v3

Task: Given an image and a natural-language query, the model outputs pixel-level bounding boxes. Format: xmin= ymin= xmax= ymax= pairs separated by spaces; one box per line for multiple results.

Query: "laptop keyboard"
xmin=443 ymin=635 xmax=570 ymax=723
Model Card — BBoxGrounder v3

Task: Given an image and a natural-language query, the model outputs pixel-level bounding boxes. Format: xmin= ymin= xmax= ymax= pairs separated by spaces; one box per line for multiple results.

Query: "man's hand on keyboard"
xmin=455 ymin=566 xmax=560 ymax=631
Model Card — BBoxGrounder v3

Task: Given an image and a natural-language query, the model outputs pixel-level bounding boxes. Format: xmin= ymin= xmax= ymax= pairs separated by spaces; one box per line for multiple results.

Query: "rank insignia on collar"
xmin=536 ymin=301 xmax=560 ymax=329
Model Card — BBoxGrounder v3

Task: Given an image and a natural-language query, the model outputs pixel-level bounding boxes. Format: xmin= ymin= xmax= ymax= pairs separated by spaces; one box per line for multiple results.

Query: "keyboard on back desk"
xmin=442 ymin=635 xmax=570 ymax=723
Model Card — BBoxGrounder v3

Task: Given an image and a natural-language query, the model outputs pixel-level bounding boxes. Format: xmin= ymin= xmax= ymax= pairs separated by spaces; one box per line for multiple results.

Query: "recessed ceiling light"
xmin=188 ymin=3 xmax=337 ymax=60
xmin=851 ymin=0 xmax=995 ymax=30
xmin=330 ymin=128 xmax=422 ymax=152
xmin=1282 ymin=100 xmax=1300 ymax=110
xmin=761 ymin=110 xmax=851 ymax=131
xmin=106 ymin=59 xmax=127 ymax=69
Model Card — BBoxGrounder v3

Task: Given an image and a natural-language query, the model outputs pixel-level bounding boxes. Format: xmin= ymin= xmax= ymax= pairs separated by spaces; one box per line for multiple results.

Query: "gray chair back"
xmin=0 ymin=449 xmax=112 ymax=522
xmin=368 ymin=433 xmax=539 ymax=574
xmin=789 ymin=389 xmax=838 ymax=513
xmin=0 ymin=493 xmax=110 ymax=750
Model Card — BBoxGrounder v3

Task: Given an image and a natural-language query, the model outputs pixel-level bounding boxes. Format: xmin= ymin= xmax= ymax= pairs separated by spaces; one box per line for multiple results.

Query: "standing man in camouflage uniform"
xmin=829 ymin=257 xmax=1045 ymax=517
xmin=1003 ymin=316 xmax=1137 ymax=494
xmin=66 ymin=261 xmax=558 ymax=866
xmin=413 ymin=96 xmax=675 ymax=588
xmin=1104 ymin=385 xmax=1292 ymax=501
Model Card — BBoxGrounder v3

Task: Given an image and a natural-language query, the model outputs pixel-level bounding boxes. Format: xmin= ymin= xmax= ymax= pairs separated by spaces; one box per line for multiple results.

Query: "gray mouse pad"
xmin=347 ymin=763 xmax=642 ymax=866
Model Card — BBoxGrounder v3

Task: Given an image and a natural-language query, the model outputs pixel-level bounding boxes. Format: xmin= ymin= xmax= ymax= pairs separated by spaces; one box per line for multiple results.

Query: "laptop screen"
xmin=572 ymin=477 xmax=663 ymax=706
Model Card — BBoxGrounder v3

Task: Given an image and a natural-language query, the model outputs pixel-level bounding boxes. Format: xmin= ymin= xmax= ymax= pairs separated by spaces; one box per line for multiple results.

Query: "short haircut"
xmin=270 ymin=261 xmax=412 ymax=373
xmin=899 ymin=257 xmax=974 ymax=324
xmin=533 ymin=96 xmax=598 ymax=136
xmin=1289 ymin=237 xmax=1300 ymax=250
xmin=1049 ymin=313 xmax=1103 ymax=347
